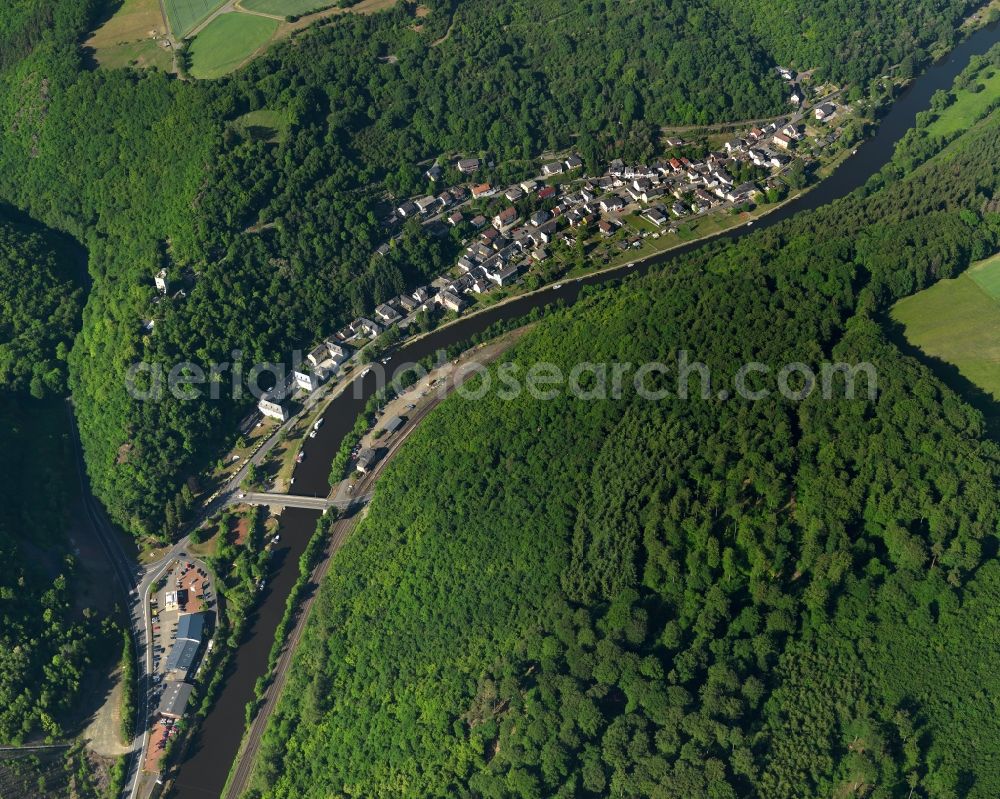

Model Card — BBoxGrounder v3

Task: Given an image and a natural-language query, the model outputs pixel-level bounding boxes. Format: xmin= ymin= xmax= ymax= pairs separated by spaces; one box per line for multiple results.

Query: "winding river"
xmin=169 ymin=20 xmax=1000 ymax=798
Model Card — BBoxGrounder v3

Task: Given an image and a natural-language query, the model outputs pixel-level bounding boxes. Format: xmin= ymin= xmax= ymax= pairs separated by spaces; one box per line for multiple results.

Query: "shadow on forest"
xmin=881 ymin=314 xmax=1000 ymax=442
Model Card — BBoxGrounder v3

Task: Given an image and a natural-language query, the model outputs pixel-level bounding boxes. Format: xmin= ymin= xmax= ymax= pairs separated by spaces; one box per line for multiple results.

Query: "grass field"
xmin=233 ymin=108 xmax=291 ymax=142
xmin=925 ymin=65 xmax=1000 ymax=139
xmin=239 ymin=0 xmax=335 ymax=15
xmin=164 ymin=0 xmax=225 ymax=37
xmin=84 ymin=0 xmax=173 ymax=70
xmin=891 ymin=253 xmax=1000 ymax=402
xmin=189 ymin=13 xmax=279 ymax=78
xmin=969 ymin=252 xmax=1000 ymax=298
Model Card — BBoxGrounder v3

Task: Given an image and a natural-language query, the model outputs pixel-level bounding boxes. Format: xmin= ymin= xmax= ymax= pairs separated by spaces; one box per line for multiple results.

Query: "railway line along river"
xmin=169 ymin=20 xmax=999 ymax=798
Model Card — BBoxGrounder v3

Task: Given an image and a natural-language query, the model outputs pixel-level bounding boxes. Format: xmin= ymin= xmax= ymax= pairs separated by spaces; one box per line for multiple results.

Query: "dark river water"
xmin=170 ymin=21 xmax=1000 ymax=798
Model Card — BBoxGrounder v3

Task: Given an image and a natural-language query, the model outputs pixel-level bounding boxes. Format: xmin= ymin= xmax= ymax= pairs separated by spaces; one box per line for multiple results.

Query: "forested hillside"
xmin=0 ymin=207 xmax=100 ymax=743
xmin=249 ymin=76 xmax=1000 ymax=798
xmin=0 ymin=0 xmax=980 ymax=540
xmin=0 ymin=396 xmax=102 ymax=744
xmin=0 ymin=214 xmax=83 ymax=397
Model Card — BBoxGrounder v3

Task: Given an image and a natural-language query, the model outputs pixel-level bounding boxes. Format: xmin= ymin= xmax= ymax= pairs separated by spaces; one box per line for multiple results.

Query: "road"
xmin=233 ymin=492 xmax=369 ymax=512
xmin=67 ymin=404 xmax=148 ymax=799
xmin=221 ymin=347 xmax=502 ymax=799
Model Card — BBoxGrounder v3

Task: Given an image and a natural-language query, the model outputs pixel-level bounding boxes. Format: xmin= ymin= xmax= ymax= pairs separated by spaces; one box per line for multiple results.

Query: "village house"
xmin=469 ymin=268 xmax=491 ymax=294
xmin=353 ymin=317 xmax=382 ymax=338
xmin=470 ymin=214 xmax=487 ymax=228
xmin=397 ymin=200 xmax=418 ymax=218
xmin=415 ymin=195 xmax=438 ymax=214
xmin=536 ymin=220 xmax=559 ymax=244
xmin=713 ymin=168 xmax=734 ymax=187
xmin=436 ymin=191 xmax=452 ymax=208
xmin=529 ymin=209 xmax=550 ymax=227
xmin=520 ymin=179 xmax=539 ymax=193
xmin=532 ymin=247 xmax=548 ymax=261
xmin=671 ymin=202 xmax=688 ymax=217
xmin=398 ymin=294 xmax=420 ymax=313
xmin=447 ymin=210 xmax=464 ymax=226
xmin=425 ymin=163 xmax=443 ymax=182
xmin=789 ymin=85 xmax=804 ymax=105
xmin=565 ymin=154 xmax=583 ymax=171
xmin=154 ymin=268 xmax=169 ymax=294
xmin=644 ymin=207 xmax=669 ymax=227
xmin=489 ymin=263 xmax=519 ymax=287
xmin=542 ymin=161 xmax=564 ymax=176
xmin=437 ymin=290 xmax=467 ymax=313
xmin=505 ymin=186 xmax=524 ymax=202
xmin=493 ymin=206 xmax=519 ymax=231
xmin=457 ymin=157 xmax=480 ymax=173
xmin=375 ymin=303 xmax=402 ymax=325
xmin=412 ymin=286 xmax=432 ymax=304
xmin=472 ymin=183 xmax=496 ymax=199
xmin=326 ymin=341 xmax=350 ymax=365
xmin=814 ymin=102 xmax=837 ymax=120
xmin=600 ymin=195 xmax=625 ymax=213
xmin=664 ymin=136 xmax=684 ymax=147
xmin=773 ymin=132 xmax=793 ymax=150
xmin=537 ymin=185 xmax=557 ymax=201
xmin=258 ymin=391 xmax=288 ymax=422
xmin=294 ymin=367 xmax=323 ymax=392
xmin=598 ymin=219 xmax=615 ymax=236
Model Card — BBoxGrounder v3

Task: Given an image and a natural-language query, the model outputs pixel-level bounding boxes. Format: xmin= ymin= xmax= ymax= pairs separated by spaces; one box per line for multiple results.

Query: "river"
xmin=169 ymin=20 xmax=999 ymax=798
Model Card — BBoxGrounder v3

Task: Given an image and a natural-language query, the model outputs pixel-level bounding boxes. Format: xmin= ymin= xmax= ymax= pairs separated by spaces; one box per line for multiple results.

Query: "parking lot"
xmin=143 ymin=557 xmax=214 ymax=773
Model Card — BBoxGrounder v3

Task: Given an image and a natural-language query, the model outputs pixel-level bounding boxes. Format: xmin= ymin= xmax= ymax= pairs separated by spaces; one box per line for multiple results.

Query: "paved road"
xmin=67 ymin=404 xmax=149 ymax=799
xmin=222 ymin=355 xmax=484 ymax=799
xmin=234 ymin=492 xmax=368 ymax=512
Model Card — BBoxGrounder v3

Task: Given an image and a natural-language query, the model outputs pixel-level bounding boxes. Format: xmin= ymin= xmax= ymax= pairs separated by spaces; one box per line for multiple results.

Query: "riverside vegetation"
xmin=249 ymin=54 xmax=1000 ymax=799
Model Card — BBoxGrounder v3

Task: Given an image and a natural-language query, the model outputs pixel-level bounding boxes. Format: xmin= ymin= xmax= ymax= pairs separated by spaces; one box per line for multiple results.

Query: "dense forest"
xmin=248 ymin=67 xmax=1000 ymax=798
xmin=0 ymin=0 xmax=977 ymax=538
xmin=0 ymin=396 xmax=102 ymax=743
xmin=0 ymin=214 xmax=83 ymax=397
xmin=0 ymin=207 xmax=96 ymax=743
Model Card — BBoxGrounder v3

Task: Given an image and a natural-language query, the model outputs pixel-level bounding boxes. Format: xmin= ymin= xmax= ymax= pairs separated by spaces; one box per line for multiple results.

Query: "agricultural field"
xmin=164 ymin=0 xmax=225 ymax=37
xmin=891 ymin=252 xmax=1000 ymax=402
xmin=189 ymin=13 xmax=279 ymax=78
xmin=239 ymin=0 xmax=335 ymax=15
xmin=83 ymin=0 xmax=173 ymax=71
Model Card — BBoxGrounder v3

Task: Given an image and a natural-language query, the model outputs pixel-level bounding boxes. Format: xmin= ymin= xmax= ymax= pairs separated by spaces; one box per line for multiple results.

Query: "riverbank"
xmin=165 ymin=18 xmax=1000 ymax=799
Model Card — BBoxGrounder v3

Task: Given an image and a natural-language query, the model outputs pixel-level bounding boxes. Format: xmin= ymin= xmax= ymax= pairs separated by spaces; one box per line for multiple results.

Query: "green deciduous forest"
xmin=248 ymin=80 xmax=1000 ymax=798
xmin=0 ymin=0 xmax=976 ymax=539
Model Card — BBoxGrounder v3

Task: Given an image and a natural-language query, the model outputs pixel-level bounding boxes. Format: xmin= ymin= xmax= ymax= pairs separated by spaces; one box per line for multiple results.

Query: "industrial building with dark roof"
xmin=165 ymin=612 xmax=206 ymax=679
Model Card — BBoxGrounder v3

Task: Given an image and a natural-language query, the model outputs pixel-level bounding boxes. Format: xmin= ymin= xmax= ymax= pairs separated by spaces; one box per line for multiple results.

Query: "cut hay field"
xmin=891 ymin=253 xmax=1000 ymax=402
xmin=164 ymin=0 xmax=225 ymax=37
xmin=189 ymin=13 xmax=279 ymax=78
xmin=84 ymin=0 xmax=173 ymax=71
xmin=239 ymin=0 xmax=335 ymax=15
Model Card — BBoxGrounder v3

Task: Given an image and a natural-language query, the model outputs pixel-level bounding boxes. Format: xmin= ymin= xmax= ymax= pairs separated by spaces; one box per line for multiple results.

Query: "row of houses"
xmin=257 ymin=128 xmax=808 ymax=421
